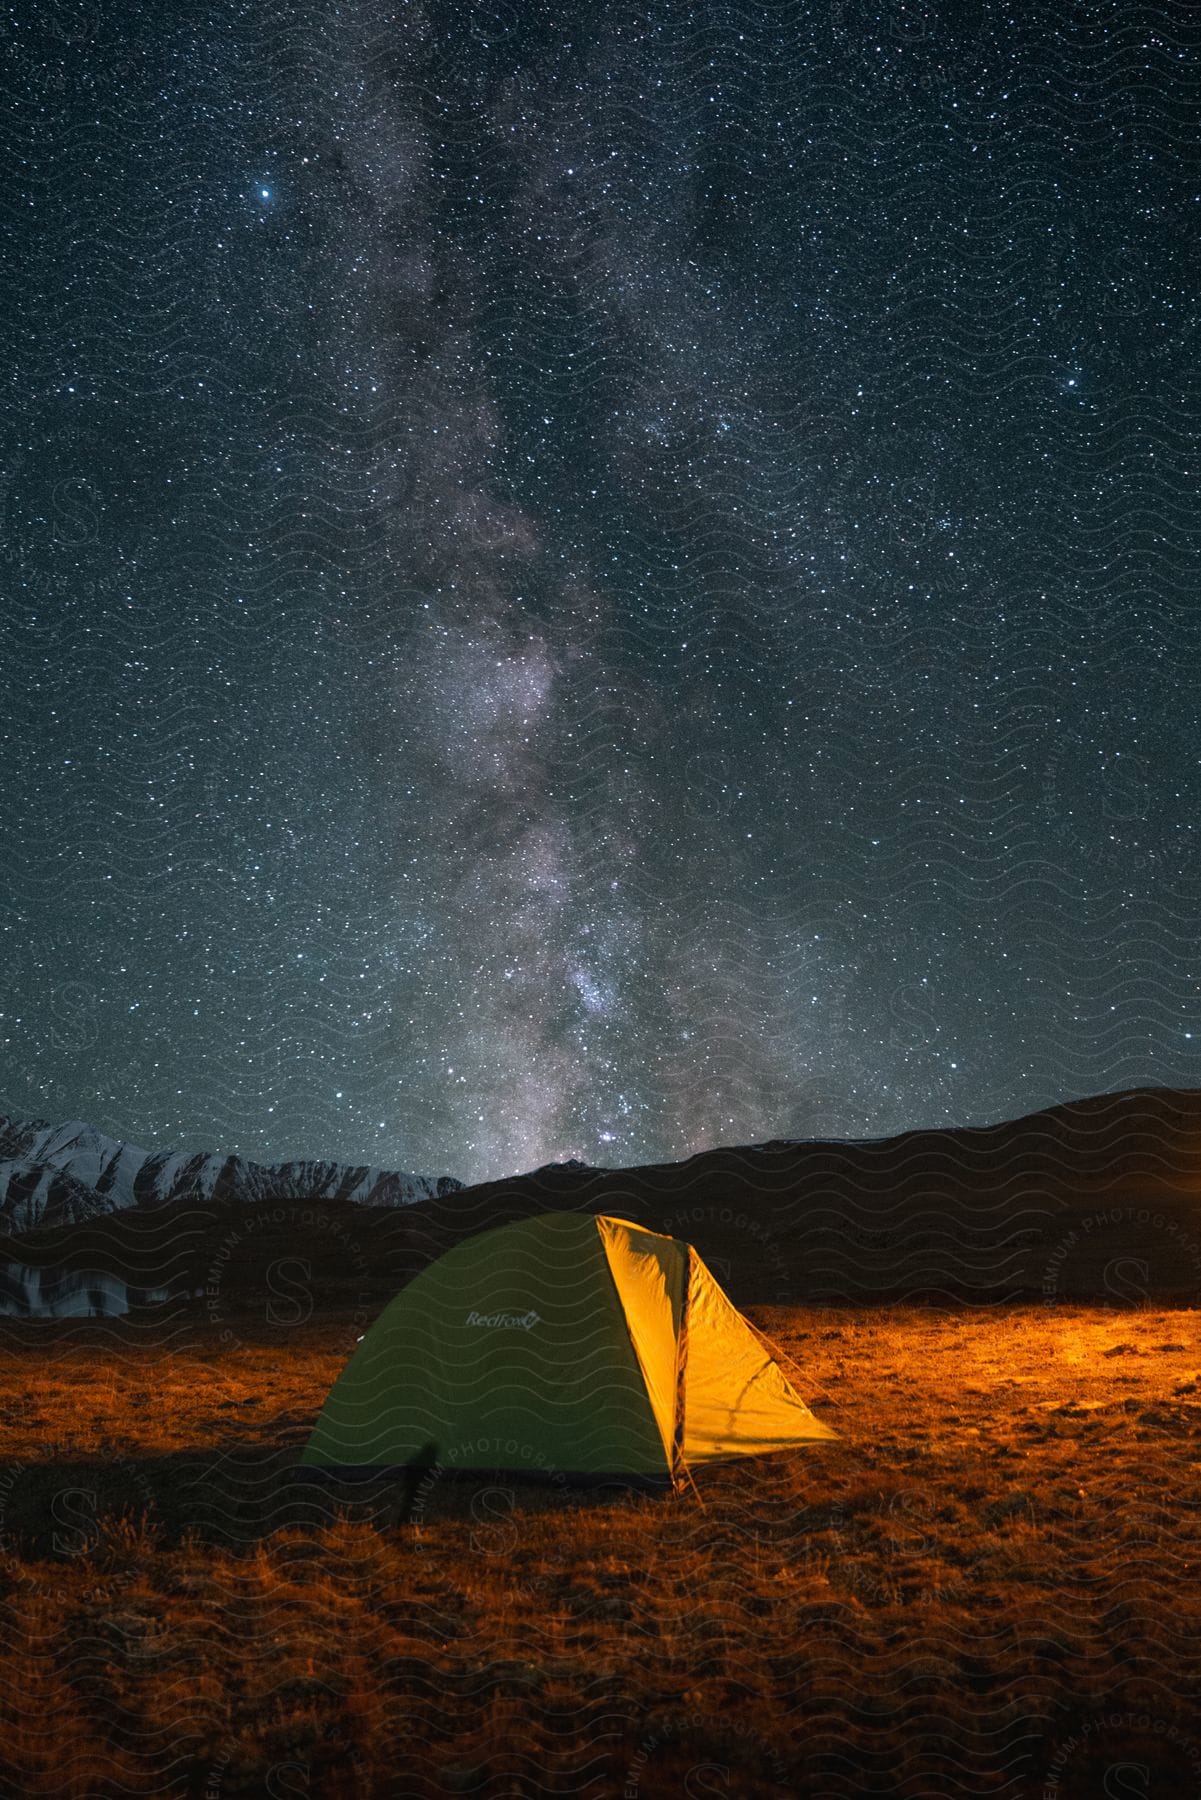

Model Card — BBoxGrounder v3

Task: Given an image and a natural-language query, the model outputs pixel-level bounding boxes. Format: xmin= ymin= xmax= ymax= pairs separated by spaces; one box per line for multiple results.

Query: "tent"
xmin=300 ymin=1212 xmax=837 ymax=1484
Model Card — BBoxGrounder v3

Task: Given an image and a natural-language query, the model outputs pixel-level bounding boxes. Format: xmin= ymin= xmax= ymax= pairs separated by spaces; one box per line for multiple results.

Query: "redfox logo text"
xmin=464 ymin=1310 xmax=541 ymax=1329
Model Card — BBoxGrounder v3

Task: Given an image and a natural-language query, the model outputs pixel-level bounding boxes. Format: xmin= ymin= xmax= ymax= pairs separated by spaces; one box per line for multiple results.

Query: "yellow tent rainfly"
xmin=300 ymin=1212 xmax=837 ymax=1486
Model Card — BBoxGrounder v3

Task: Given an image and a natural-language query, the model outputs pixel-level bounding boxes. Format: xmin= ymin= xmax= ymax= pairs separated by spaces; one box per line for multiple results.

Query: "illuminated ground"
xmin=1 ymin=1302 xmax=1199 ymax=1796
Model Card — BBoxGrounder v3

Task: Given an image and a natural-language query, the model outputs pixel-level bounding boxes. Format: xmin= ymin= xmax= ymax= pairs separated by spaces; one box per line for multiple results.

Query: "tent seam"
xmin=671 ymin=1248 xmax=691 ymax=1493
xmin=594 ymin=1216 xmax=675 ymax=1477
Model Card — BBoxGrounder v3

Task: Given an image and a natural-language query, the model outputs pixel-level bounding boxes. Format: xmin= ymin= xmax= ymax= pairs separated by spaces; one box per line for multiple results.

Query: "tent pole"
xmin=670 ymin=1250 xmax=705 ymax=1506
xmin=679 ymin=1458 xmax=707 ymax=1509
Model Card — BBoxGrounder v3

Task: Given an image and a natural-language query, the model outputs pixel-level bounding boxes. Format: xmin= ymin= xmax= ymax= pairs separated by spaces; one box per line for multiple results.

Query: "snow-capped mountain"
xmin=0 ymin=1113 xmax=463 ymax=1234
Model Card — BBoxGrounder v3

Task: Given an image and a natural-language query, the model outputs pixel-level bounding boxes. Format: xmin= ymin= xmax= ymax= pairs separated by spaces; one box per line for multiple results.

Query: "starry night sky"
xmin=2 ymin=0 xmax=1200 ymax=1185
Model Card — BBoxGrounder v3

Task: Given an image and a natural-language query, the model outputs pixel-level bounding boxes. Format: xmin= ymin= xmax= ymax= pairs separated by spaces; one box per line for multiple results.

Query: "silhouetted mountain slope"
xmin=3 ymin=1088 xmax=1199 ymax=1308
xmin=387 ymin=1086 xmax=1201 ymax=1306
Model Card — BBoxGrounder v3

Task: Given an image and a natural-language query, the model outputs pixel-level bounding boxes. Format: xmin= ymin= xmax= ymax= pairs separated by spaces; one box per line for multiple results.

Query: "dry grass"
xmin=1 ymin=1302 xmax=1199 ymax=1797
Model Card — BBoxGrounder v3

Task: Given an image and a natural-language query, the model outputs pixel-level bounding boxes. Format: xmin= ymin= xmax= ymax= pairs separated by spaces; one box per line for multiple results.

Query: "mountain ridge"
xmin=4 ymin=1087 xmax=1201 ymax=1306
xmin=0 ymin=1112 xmax=464 ymax=1233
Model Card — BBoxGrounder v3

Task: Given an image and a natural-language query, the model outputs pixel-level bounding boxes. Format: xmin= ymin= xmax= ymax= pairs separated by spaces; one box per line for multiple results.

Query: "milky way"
xmin=1 ymin=2 xmax=1200 ymax=1183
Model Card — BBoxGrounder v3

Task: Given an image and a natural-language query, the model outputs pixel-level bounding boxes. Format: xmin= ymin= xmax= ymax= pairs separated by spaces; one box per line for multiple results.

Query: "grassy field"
xmin=1 ymin=1300 xmax=1199 ymax=1797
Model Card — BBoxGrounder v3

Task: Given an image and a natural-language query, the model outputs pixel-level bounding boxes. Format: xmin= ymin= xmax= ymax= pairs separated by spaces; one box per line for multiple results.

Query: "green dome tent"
xmin=300 ymin=1212 xmax=836 ymax=1485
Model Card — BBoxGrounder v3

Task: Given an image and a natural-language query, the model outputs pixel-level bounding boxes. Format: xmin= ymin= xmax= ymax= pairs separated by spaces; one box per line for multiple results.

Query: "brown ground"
xmin=1 ymin=1301 xmax=1199 ymax=1798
